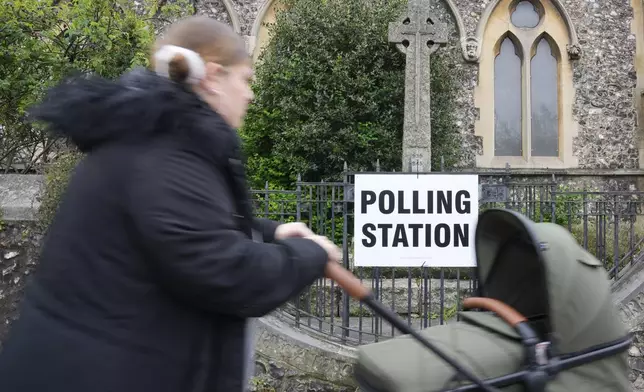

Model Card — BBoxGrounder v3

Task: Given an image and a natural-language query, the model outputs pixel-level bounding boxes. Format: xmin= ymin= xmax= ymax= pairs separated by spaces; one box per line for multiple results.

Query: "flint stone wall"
xmin=189 ymin=0 xmax=640 ymax=170
xmin=149 ymin=0 xmax=642 ymax=170
xmin=428 ymin=0 xmax=638 ymax=169
xmin=301 ymin=278 xmax=472 ymax=318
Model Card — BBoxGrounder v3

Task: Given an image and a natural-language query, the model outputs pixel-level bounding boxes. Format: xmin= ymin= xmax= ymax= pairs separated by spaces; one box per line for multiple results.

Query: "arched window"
xmin=530 ymin=37 xmax=559 ymax=157
xmin=494 ymin=37 xmax=523 ymax=156
xmin=475 ymin=0 xmax=578 ymax=168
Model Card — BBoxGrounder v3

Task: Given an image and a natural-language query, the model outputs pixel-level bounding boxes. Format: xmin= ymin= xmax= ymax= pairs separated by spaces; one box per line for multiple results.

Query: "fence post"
xmin=295 ymin=174 xmax=302 ymax=328
xmin=502 ymin=163 xmax=511 ymax=210
xmin=264 ymin=181 xmax=269 ymax=218
xmin=374 ymin=161 xmax=381 ymax=337
xmin=550 ymin=174 xmax=556 ymax=224
xmin=614 ymin=194 xmax=620 ymax=273
xmin=296 ymin=174 xmax=302 ymax=221
xmin=341 ymin=161 xmax=350 ymax=341
xmin=583 ymin=191 xmax=589 ymax=250
xmin=439 ymin=157 xmax=445 ymax=325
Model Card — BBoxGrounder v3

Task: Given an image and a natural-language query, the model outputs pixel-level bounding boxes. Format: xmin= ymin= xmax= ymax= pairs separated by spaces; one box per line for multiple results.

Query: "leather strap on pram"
xmin=462 ymin=297 xmax=527 ymax=327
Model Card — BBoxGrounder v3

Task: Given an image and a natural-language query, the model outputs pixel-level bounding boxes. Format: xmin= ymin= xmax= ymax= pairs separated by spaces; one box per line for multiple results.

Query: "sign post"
xmin=353 ymin=173 xmax=479 ymax=268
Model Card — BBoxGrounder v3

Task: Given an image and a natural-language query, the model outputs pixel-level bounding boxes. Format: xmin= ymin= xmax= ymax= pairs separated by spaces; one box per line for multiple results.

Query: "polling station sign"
xmin=353 ymin=174 xmax=479 ymax=267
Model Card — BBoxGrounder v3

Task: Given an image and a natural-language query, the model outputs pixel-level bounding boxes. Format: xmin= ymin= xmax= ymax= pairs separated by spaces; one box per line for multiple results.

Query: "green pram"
xmin=327 ymin=209 xmax=632 ymax=392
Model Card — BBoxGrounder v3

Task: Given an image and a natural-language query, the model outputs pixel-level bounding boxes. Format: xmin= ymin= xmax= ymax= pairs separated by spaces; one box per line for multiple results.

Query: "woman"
xmin=0 ymin=16 xmax=340 ymax=392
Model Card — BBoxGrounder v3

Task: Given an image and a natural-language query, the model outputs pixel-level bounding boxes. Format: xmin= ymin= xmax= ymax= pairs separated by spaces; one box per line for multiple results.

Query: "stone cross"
xmin=388 ymin=0 xmax=448 ymax=172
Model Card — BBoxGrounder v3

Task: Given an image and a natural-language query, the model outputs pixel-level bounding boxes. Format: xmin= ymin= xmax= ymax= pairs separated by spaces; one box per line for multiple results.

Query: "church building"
xmin=197 ymin=0 xmax=644 ymax=190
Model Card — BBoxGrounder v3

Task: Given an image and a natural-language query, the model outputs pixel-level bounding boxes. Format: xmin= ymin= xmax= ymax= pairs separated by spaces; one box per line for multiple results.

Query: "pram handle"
xmin=462 ymin=297 xmax=528 ymax=327
xmin=325 ymin=261 xmax=370 ymax=299
xmin=325 ymin=261 xmax=500 ymax=392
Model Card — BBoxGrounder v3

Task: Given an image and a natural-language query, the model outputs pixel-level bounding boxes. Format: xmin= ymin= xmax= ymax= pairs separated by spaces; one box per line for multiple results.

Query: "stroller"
xmin=327 ymin=209 xmax=632 ymax=392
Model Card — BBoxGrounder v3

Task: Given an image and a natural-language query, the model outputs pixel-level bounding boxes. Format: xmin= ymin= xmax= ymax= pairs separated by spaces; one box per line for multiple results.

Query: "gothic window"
xmin=476 ymin=0 xmax=575 ymax=167
xmin=494 ymin=38 xmax=523 ymax=156
xmin=530 ymin=38 xmax=559 ymax=157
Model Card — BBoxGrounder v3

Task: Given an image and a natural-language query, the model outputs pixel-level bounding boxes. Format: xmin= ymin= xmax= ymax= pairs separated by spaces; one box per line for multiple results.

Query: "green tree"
xmin=1 ymin=0 xmax=191 ymax=227
xmin=240 ymin=0 xmax=462 ymax=188
xmin=0 ymin=0 xmax=192 ymax=172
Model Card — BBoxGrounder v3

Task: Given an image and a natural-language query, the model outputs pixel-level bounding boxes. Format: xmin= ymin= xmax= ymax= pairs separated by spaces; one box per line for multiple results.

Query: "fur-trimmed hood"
xmin=30 ymin=68 xmax=219 ymax=153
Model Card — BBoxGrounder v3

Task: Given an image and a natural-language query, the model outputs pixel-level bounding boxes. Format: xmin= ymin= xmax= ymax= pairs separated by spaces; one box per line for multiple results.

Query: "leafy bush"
xmin=251 ymin=183 xmax=345 ymax=245
xmin=540 ymin=185 xmax=584 ymax=227
xmin=0 ymin=0 xmax=191 ymax=173
xmin=479 ymin=184 xmax=584 ymax=225
xmin=37 ymin=150 xmax=83 ymax=230
xmin=249 ymin=376 xmax=276 ymax=392
xmin=250 ymin=183 xmax=299 ymax=224
xmin=241 ymin=0 xmax=462 ymax=188
xmin=2 ymin=0 xmax=189 ymax=227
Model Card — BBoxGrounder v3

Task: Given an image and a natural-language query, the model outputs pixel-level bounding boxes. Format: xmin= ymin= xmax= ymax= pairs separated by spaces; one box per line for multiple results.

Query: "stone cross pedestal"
xmin=388 ymin=0 xmax=448 ymax=172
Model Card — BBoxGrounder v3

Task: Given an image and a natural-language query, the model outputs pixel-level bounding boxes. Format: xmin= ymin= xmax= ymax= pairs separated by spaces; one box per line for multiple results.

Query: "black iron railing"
xmin=250 ymin=173 xmax=644 ymax=346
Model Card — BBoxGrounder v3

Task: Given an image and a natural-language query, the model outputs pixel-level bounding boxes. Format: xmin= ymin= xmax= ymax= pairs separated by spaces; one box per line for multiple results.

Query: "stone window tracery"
xmin=511 ymin=1 xmax=541 ymax=29
xmin=475 ymin=0 xmax=578 ymax=168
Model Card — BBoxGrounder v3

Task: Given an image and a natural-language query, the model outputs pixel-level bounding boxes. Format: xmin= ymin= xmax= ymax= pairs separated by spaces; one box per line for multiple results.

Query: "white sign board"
xmin=353 ymin=174 xmax=479 ymax=267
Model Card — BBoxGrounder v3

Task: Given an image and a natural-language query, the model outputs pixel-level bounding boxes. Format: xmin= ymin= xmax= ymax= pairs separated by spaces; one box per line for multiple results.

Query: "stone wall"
xmin=185 ymin=0 xmax=644 ymax=179
xmin=299 ymin=277 xmax=471 ymax=318
xmin=230 ymin=0 xmax=264 ymax=35
xmin=0 ymin=221 xmax=40 ymax=348
xmin=611 ymin=260 xmax=644 ymax=391
xmin=630 ymin=328 xmax=644 ymax=391
xmin=199 ymin=0 xmax=640 ymax=170
xmin=196 ymin=0 xmax=232 ymax=25
xmin=430 ymin=0 xmax=482 ymax=167
xmin=0 ymin=175 xmax=43 ymax=347
xmin=432 ymin=0 xmax=638 ymax=169
xmin=149 ymin=0 xmax=644 ymax=171
xmin=252 ymin=316 xmax=357 ymax=392
xmin=477 ymin=171 xmax=643 ymax=190
xmin=567 ymin=0 xmax=638 ymax=169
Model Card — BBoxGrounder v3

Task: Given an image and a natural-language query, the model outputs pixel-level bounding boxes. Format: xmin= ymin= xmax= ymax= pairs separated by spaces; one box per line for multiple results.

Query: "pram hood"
xmin=474 ymin=209 xmax=628 ymax=355
xmin=354 ymin=209 xmax=631 ymax=392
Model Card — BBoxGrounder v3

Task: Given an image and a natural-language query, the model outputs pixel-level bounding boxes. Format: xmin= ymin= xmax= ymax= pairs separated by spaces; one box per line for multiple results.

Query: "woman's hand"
xmin=304 ymin=235 xmax=342 ymax=262
xmin=274 ymin=222 xmax=314 ymax=240
xmin=275 ymin=223 xmax=341 ymax=262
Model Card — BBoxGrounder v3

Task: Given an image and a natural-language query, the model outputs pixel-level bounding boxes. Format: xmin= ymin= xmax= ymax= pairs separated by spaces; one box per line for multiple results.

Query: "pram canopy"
xmin=354 ymin=209 xmax=631 ymax=392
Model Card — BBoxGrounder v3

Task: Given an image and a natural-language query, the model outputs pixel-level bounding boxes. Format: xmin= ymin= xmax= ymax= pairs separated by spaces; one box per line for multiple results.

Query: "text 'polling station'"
xmin=360 ymin=190 xmax=472 ymax=248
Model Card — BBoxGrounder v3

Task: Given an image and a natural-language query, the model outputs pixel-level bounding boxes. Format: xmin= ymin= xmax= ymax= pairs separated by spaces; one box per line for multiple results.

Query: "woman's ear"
xmin=204 ymin=61 xmax=224 ymax=82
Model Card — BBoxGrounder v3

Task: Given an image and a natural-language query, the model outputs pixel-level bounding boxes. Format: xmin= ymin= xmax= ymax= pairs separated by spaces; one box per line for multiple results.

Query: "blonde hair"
xmin=150 ymin=16 xmax=249 ymax=84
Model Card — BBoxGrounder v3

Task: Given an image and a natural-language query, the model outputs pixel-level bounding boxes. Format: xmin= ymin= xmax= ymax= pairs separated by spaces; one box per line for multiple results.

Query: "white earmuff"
xmin=153 ymin=45 xmax=206 ymax=85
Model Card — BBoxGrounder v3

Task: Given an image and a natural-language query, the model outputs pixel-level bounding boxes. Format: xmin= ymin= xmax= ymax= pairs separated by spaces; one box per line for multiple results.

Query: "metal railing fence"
xmin=250 ymin=171 xmax=644 ymax=345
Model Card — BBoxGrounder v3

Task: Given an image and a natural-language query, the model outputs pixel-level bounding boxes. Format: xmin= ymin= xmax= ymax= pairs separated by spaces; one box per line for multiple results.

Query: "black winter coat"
xmin=0 ymin=69 xmax=328 ymax=392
